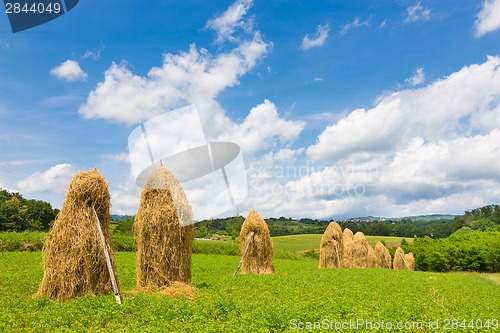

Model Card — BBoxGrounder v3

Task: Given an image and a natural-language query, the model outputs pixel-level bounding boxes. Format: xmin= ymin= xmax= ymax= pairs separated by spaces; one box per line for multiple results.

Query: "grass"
xmin=272 ymin=234 xmax=413 ymax=253
xmin=0 ymin=252 xmax=498 ymax=332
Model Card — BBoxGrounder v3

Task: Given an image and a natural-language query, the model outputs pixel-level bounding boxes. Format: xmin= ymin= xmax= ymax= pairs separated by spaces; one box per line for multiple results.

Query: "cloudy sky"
xmin=1 ymin=0 xmax=500 ymax=219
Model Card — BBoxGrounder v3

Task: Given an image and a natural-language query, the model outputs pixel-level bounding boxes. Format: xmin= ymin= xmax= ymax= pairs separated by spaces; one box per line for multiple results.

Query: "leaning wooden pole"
xmin=334 ymin=240 xmax=341 ymax=268
xmin=93 ymin=207 xmax=122 ymax=304
xmin=400 ymin=253 xmax=411 ymax=271
xmin=233 ymin=232 xmax=255 ymax=276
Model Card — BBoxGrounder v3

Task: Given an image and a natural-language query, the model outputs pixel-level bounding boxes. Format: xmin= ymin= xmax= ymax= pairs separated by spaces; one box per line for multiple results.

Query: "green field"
xmin=272 ymin=234 xmax=413 ymax=253
xmin=0 ymin=251 xmax=498 ymax=332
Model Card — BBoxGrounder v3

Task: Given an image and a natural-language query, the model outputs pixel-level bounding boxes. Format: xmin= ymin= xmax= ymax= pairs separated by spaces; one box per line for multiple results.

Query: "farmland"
xmin=272 ymin=234 xmax=413 ymax=253
xmin=0 ymin=251 xmax=499 ymax=332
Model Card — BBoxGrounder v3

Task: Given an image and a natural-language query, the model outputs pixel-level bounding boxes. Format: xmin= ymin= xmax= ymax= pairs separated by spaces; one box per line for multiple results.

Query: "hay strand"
xmin=341 ymin=228 xmax=354 ymax=268
xmin=135 ymin=166 xmax=195 ymax=288
xmin=373 ymin=242 xmax=392 ymax=269
xmin=93 ymin=207 xmax=121 ymax=304
xmin=234 ymin=232 xmax=255 ymax=276
xmin=352 ymin=232 xmax=375 ymax=268
xmin=239 ymin=210 xmax=275 ymax=274
xmin=319 ymin=222 xmax=343 ymax=268
xmin=393 ymin=247 xmax=414 ymax=270
xmin=35 ymin=169 xmax=118 ymax=301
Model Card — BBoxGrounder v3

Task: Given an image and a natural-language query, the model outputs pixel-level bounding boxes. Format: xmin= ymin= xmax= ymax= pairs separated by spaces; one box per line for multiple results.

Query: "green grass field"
xmin=0 ymin=251 xmax=498 ymax=332
xmin=272 ymin=234 xmax=413 ymax=253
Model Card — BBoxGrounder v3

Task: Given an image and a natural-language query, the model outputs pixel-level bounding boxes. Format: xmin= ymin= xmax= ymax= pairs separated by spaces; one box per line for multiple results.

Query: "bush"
xmin=407 ymin=231 xmax=500 ymax=272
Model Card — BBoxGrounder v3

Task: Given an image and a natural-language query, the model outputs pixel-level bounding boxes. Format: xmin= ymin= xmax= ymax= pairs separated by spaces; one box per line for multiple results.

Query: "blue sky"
xmin=1 ymin=0 xmax=500 ymax=219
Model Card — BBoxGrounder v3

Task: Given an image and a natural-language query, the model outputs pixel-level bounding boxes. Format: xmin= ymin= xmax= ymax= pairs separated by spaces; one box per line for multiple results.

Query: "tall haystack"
xmin=319 ymin=222 xmax=343 ymax=268
xmin=135 ymin=166 xmax=195 ymax=288
xmin=393 ymin=247 xmax=415 ymax=271
xmin=341 ymin=228 xmax=354 ymax=268
xmin=238 ymin=210 xmax=275 ymax=274
xmin=374 ymin=242 xmax=392 ymax=268
xmin=352 ymin=232 xmax=376 ymax=268
xmin=36 ymin=169 xmax=118 ymax=300
xmin=404 ymin=252 xmax=415 ymax=271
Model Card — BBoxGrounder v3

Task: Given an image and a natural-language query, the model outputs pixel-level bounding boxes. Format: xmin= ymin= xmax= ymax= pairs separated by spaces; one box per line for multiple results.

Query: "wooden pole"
xmin=93 ymin=207 xmax=122 ymax=304
xmin=233 ymin=232 xmax=255 ymax=276
xmin=334 ymin=240 xmax=341 ymax=268
xmin=400 ymin=253 xmax=411 ymax=271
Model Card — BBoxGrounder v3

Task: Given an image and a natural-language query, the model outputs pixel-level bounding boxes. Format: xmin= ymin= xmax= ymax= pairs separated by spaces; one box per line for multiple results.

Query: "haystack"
xmin=341 ymin=228 xmax=354 ymax=268
xmin=352 ymin=232 xmax=376 ymax=268
xmin=237 ymin=210 xmax=275 ymax=274
xmin=393 ymin=247 xmax=415 ymax=271
xmin=134 ymin=166 xmax=195 ymax=288
xmin=404 ymin=252 xmax=415 ymax=271
xmin=319 ymin=222 xmax=343 ymax=268
xmin=374 ymin=242 xmax=392 ymax=268
xmin=35 ymin=169 xmax=118 ymax=300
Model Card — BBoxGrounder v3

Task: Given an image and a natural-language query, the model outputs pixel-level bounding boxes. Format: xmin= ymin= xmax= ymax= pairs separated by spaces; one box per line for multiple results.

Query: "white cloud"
xmin=474 ymin=0 xmax=500 ymax=37
xmin=82 ymin=43 xmax=105 ymax=60
xmin=206 ymin=0 xmax=253 ymax=43
xmin=379 ymin=19 xmax=388 ymax=29
xmin=404 ymin=2 xmax=431 ymax=24
xmin=17 ymin=164 xmax=76 ymax=194
xmin=222 ymin=99 xmax=305 ymax=153
xmin=340 ymin=17 xmax=369 ymax=35
xmin=313 ymin=77 xmax=324 ymax=82
xmin=79 ymin=32 xmax=269 ymax=140
xmin=307 ymin=56 xmax=500 ymax=161
xmin=260 ymin=56 xmax=500 ymax=218
xmin=50 ymin=60 xmax=88 ymax=81
xmin=405 ymin=67 xmax=425 ymax=86
xmin=301 ymin=24 xmax=330 ymax=50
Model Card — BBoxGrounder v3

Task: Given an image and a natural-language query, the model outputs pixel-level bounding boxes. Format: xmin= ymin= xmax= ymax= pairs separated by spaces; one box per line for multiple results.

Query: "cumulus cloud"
xmin=17 ymin=164 xmax=76 ymax=194
xmin=301 ymin=24 xmax=330 ymax=50
xmin=307 ymin=56 xmax=500 ymax=161
xmin=260 ymin=56 xmax=500 ymax=218
xmin=50 ymin=60 xmax=88 ymax=81
xmin=340 ymin=17 xmax=369 ymax=35
xmin=79 ymin=33 xmax=270 ymax=139
xmin=206 ymin=0 xmax=253 ymax=43
xmin=474 ymin=0 xmax=500 ymax=37
xmin=404 ymin=2 xmax=431 ymax=24
xmin=222 ymin=99 xmax=305 ymax=153
xmin=405 ymin=67 xmax=425 ymax=86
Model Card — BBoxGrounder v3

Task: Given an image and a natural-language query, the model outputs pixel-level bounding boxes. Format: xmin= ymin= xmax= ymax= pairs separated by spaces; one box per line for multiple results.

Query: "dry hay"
xmin=135 ymin=166 xmax=195 ymax=288
xmin=374 ymin=242 xmax=392 ymax=269
xmin=352 ymin=232 xmax=376 ymax=268
xmin=319 ymin=222 xmax=343 ymax=268
xmin=341 ymin=228 xmax=354 ymax=268
xmin=239 ymin=210 xmax=275 ymax=274
xmin=35 ymin=169 xmax=118 ymax=301
xmin=404 ymin=252 xmax=415 ymax=271
xmin=130 ymin=281 xmax=196 ymax=300
xmin=393 ymin=247 xmax=415 ymax=270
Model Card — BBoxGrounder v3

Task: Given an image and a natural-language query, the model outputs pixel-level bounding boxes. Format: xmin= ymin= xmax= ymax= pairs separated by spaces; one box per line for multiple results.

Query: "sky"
xmin=1 ymin=0 xmax=500 ymax=220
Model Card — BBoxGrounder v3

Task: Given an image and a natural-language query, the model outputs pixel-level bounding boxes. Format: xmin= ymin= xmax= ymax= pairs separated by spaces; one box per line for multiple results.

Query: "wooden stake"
xmin=400 ymin=253 xmax=411 ymax=271
xmin=233 ymin=232 xmax=255 ymax=276
xmin=93 ymin=207 xmax=122 ymax=304
xmin=334 ymin=240 xmax=341 ymax=268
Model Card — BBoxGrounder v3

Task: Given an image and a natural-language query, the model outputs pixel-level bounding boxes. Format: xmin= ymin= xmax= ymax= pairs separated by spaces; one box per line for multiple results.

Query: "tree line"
xmin=0 ymin=189 xmax=59 ymax=232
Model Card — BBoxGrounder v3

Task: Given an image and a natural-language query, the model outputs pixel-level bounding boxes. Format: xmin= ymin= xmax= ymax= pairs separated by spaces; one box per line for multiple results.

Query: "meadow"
xmin=0 ymin=251 xmax=498 ymax=332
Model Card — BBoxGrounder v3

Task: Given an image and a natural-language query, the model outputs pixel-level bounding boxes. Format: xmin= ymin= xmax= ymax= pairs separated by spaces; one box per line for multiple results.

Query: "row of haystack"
xmin=36 ymin=166 xmax=196 ymax=301
xmin=319 ymin=222 xmax=414 ymax=270
xmin=35 ymin=166 xmax=274 ymax=302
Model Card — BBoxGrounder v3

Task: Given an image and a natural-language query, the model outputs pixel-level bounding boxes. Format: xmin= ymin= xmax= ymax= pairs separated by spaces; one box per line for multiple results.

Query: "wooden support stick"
xmin=400 ymin=253 xmax=411 ymax=271
xmin=233 ymin=232 xmax=255 ymax=276
xmin=93 ymin=207 xmax=122 ymax=304
xmin=334 ymin=240 xmax=341 ymax=268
